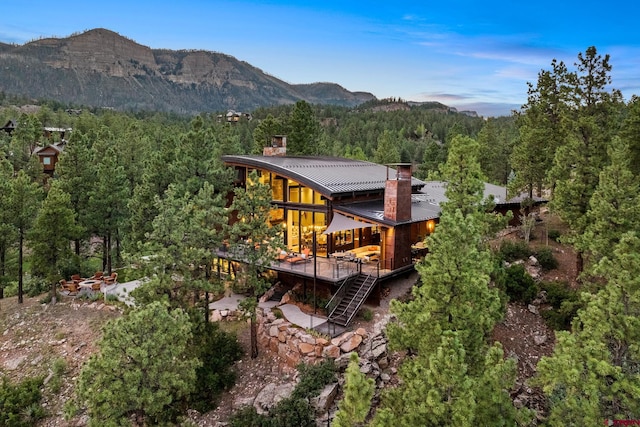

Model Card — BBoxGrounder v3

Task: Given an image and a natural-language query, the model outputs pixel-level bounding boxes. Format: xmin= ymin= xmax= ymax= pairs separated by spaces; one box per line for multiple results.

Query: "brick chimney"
xmin=263 ymin=135 xmax=287 ymax=156
xmin=384 ymin=164 xmax=412 ymax=222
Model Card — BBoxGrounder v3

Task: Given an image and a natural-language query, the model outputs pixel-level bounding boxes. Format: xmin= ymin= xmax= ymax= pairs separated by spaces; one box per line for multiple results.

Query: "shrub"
xmin=228 ymin=359 xmax=336 ymax=427
xmin=538 ymin=281 xmax=582 ymax=330
xmin=0 ymin=376 xmax=45 ymax=427
xmin=359 ymin=307 xmax=374 ymax=321
xmin=548 ymin=229 xmax=562 ymax=242
xmin=25 ymin=276 xmax=48 ymax=297
xmin=293 ymin=359 xmax=336 ymax=400
xmin=499 ymin=264 xmax=537 ymax=304
xmin=498 ymin=240 xmax=532 ymax=262
xmin=535 ymin=247 xmax=558 ymax=271
xmin=189 ymin=318 xmax=243 ymax=413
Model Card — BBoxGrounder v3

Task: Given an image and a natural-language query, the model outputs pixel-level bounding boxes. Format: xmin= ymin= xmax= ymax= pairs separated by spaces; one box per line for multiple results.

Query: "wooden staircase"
xmin=327 ymin=273 xmax=377 ymax=327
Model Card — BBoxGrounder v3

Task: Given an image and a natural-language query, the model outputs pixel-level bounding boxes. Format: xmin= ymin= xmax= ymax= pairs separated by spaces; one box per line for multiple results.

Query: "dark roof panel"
xmin=222 ymin=155 xmax=427 ymax=198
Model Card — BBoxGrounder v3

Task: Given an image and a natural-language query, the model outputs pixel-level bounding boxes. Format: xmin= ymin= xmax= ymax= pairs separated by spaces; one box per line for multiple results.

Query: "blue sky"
xmin=3 ymin=1 xmax=640 ymax=117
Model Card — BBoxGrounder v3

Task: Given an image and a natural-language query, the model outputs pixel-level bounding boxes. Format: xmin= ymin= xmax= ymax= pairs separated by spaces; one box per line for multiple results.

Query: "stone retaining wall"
xmin=257 ymin=308 xmax=369 ymax=368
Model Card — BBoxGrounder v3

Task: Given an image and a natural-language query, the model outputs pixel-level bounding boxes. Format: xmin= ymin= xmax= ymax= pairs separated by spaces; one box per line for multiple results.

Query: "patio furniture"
xmin=286 ymin=256 xmax=307 ymax=264
xmin=90 ymin=271 xmax=103 ymax=280
xmin=71 ymin=274 xmax=84 ymax=284
xmin=59 ymin=279 xmax=79 ymax=295
xmin=78 ymin=279 xmax=102 ymax=292
xmin=103 ymin=272 xmax=118 ymax=285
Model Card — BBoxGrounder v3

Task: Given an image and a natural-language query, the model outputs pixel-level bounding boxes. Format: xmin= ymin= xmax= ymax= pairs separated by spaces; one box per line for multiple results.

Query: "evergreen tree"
xmin=575 ymin=137 xmax=640 ymax=269
xmin=88 ymin=140 xmax=129 ymax=273
xmin=0 ymin=157 xmax=16 ymax=299
xmin=373 ymin=332 xmax=476 ymax=426
xmin=77 ymin=302 xmax=200 ymax=426
xmin=133 ymin=182 xmax=226 ymax=314
xmin=286 ymin=100 xmax=320 ymax=155
xmin=549 ymin=47 xmax=623 ymax=275
xmin=227 ymin=170 xmax=283 ymax=358
xmin=333 ymin=353 xmax=374 ymax=427
xmin=511 ymin=59 xmax=572 ymax=198
xmin=252 ymin=114 xmax=284 ymax=154
xmin=54 ymin=131 xmax=94 ymax=256
xmin=29 ymin=182 xmax=79 ymax=303
xmin=373 ymin=129 xmax=401 ymax=165
xmin=618 ymin=95 xmax=640 ymax=176
xmin=534 ymin=233 xmax=640 ymax=425
xmin=7 ymin=170 xmax=42 ymax=303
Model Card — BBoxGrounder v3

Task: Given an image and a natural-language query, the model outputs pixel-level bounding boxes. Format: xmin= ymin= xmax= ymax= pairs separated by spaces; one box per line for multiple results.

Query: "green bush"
xmin=498 ymin=240 xmax=532 ymax=262
xmin=292 ymin=359 xmax=336 ymax=400
xmin=548 ymin=229 xmax=562 ymax=242
xmin=25 ymin=276 xmax=48 ymax=297
xmin=499 ymin=264 xmax=537 ymax=304
xmin=228 ymin=359 xmax=336 ymax=427
xmin=189 ymin=318 xmax=243 ymax=413
xmin=359 ymin=307 xmax=374 ymax=321
xmin=535 ymin=247 xmax=558 ymax=271
xmin=538 ymin=281 xmax=582 ymax=330
xmin=0 ymin=376 xmax=45 ymax=427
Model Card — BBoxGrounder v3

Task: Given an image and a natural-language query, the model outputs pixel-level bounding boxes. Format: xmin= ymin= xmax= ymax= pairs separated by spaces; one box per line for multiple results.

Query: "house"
xmin=32 ymin=142 xmax=65 ymax=177
xmin=1 ymin=119 xmax=16 ymax=135
xmin=219 ymin=142 xmax=545 ymax=328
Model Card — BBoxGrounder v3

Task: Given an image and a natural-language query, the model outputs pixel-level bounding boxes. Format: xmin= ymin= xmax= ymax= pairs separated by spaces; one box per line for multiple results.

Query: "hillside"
xmin=0 ymin=212 xmax=577 ymax=425
xmin=0 ymin=28 xmax=376 ymax=114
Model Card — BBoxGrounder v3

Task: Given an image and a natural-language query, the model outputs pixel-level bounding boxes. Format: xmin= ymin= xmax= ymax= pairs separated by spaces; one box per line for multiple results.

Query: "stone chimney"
xmin=384 ymin=164 xmax=412 ymax=222
xmin=263 ymin=135 xmax=287 ymax=156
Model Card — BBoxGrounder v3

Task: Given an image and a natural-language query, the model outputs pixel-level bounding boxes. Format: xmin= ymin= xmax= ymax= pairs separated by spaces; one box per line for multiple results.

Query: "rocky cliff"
xmin=0 ymin=28 xmax=375 ymax=114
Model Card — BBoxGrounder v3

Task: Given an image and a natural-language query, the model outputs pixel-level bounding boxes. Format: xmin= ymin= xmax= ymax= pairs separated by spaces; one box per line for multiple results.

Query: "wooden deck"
xmin=214 ymin=246 xmax=408 ymax=285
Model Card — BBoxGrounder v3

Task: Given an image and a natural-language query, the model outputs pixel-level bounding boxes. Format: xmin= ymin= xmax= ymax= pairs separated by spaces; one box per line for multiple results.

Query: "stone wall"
xmin=257 ymin=308 xmax=369 ymax=368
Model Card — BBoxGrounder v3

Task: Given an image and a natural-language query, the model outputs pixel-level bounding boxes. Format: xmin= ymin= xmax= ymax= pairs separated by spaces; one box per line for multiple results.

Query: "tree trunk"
xmin=18 ymin=231 xmax=24 ymax=304
xmin=102 ymin=235 xmax=108 ymax=272
xmin=576 ymin=251 xmax=584 ymax=277
xmin=0 ymin=248 xmax=5 ymax=299
xmin=74 ymin=238 xmax=81 ymax=256
xmin=51 ymin=282 xmax=57 ymax=304
xmin=250 ymin=315 xmax=258 ymax=359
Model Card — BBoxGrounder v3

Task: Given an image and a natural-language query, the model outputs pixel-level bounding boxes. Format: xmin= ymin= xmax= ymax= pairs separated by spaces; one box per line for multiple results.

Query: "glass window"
xmin=272 ymin=179 xmax=284 ymax=201
xmin=289 ymin=186 xmax=300 ymax=203
xmin=42 ymin=157 xmax=52 ymax=165
xmin=301 ymin=187 xmax=313 ymax=204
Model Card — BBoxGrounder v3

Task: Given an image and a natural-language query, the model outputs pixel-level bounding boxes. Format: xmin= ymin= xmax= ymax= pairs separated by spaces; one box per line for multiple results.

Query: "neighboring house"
xmin=1 ymin=119 xmax=16 ymax=135
xmin=32 ymin=142 xmax=65 ymax=177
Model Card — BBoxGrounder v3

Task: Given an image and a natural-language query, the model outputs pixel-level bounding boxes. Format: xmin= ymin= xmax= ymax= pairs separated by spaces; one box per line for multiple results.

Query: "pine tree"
xmin=29 ymin=182 xmax=80 ymax=303
xmin=77 ymin=301 xmax=200 ymax=425
xmin=575 ymin=137 xmax=640 ymax=269
xmin=0 ymin=158 xmax=16 ymax=299
xmin=549 ymin=47 xmax=624 ymax=275
xmin=373 ymin=129 xmax=401 ymax=165
xmin=228 ymin=170 xmax=284 ymax=358
xmin=286 ymin=100 xmax=320 ymax=155
xmin=373 ymin=332 xmax=476 ymax=426
xmin=534 ymin=233 xmax=640 ymax=424
xmin=333 ymin=353 xmax=374 ymax=427
xmin=7 ymin=170 xmax=42 ymax=303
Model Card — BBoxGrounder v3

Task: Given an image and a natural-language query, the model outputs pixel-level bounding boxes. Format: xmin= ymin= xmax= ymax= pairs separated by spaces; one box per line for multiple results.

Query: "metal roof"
xmin=421 ymin=181 xmax=548 ymax=206
xmin=222 ymin=155 xmax=427 ymax=199
xmin=337 ymin=195 xmax=441 ymax=227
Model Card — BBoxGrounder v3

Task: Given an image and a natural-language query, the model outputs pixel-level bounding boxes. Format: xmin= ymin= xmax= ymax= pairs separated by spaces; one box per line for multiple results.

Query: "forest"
xmin=1 ymin=46 xmax=639 ymax=426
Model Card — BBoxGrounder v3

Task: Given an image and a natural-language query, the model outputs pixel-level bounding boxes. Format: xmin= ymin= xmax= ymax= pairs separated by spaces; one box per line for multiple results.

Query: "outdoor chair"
xmin=91 ymin=281 xmax=102 ymax=291
xmin=90 ymin=271 xmax=103 ymax=280
xmin=103 ymin=272 xmax=118 ymax=285
xmin=71 ymin=274 xmax=84 ymax=284
xmin=59 ymin=279 xmax=79 ymax=296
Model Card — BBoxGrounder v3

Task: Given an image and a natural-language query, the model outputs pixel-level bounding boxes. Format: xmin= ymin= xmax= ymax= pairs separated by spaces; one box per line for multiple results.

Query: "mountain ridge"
xmin=0 ymin=28 xmax=376 ymax=114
